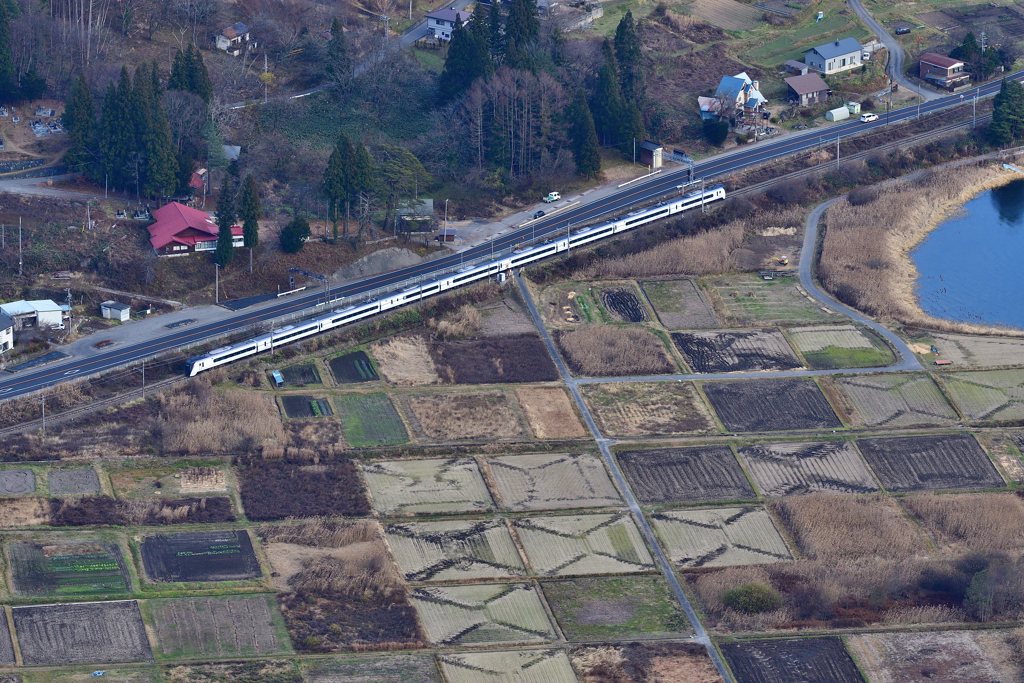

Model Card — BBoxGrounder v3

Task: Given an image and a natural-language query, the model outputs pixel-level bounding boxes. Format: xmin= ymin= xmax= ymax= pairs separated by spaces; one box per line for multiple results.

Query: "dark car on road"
xmin=895 ymin=26 xmax=911 ymax=35
xmin=534 ymin=210 xmax=545 ymax=219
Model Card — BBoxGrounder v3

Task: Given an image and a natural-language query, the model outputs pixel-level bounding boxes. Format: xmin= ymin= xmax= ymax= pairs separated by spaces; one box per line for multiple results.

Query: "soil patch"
xmin=305 ymin=654 xmax=442 ymax=683
xmin=333 ymin=247 xmax=424 ymax=281
xmin=47 ymin=468 xmax=102 ymax=495
xmin=404 ymin=391 xmax=526 ymax=442
xmin=281 ymin=395 xmax=334 ymax=419
xmin=236 ymin=457 xmax=370 ymax=521
xmin=599 ymin=287 xmax=648 ymax=323
xmin=278 ymin=363 xmax=320 ymax=387
xmin=428 ymin=334 xmax=558 ymax=384
xmin=618 ymin=446 xmax=755 ymax=504
xmin=141 ymin=530 xmax=262 ymax=583
xmin=845 ymin=630 xmax=1023 ymax=683
xmin=671 ymin=329 xmax=802 ymax=373
xmin=0 ymin=612 xmax=12 ymax=665
xmin=515 ymin=387 xmax=587 ymax=439
xmin=477 ymin=297 xmax=537 ymax=337
xmin=739 ymin=441 xmax=878 ymax=496
xmin=721 ymin=638 xmax=862 ymax=683
xmin=0 ymin=498 xmax=51 ymax=527
xmin=703 ymin=378 xmax=842 ymax=432
xmin=856 ymin=434 xmax=1005 ymax=492
xmin=329 ymin=350 xmax=379 ymax=383
xmin=13 ymin=600 xmax=153 ymax=665
xmin=641 ymin=279 xmax=719 ymax=329
xmin=370 ymin=336 xmax=441 ymax=385
xmin=0 ymin=468 xmax=35 ymax=494
xmin=581 ymin=382 xmax=714 ymax=438
xmin=571 ymin=642 xmax=723 ymax=683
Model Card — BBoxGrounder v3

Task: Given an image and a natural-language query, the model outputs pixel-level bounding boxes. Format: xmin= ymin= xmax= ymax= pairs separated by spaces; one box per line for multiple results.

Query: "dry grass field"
xmin=487 ymin=453 xmax=622 ymax=511
xmin=514 ymin=388 xmax=588 ymax=439
xmin=941 ymin=370 xmax=1024 ymax=422
xmin=362 ymin=458 xmax=495 ymax=515
xmin=404 ymin=391 xmax=526 ymax=442
xmin=305 ymin=654 xmax=442 ymax=683
xmin=824 ymin=374 xmax=959 ymax=427
xmin=571 ymin=642 xmax=724 ymax=683
xmin=915 ymin=332 xmax=1024 ymax=367
xmin=641 ymin=279 xmax=719 ymax=330
xmin=556 ymin=327 xmax=676 ymax=377
xmin=671 ymin=328 xmax=802 ymax=373
xmin=513 ymin=513 xmax=655 ymax=576
xmin=651 ymin=507 xmax=792 ymax=568
xmin=581 ymin=382 xmax=714 ymax=438
xmin=410 ymin=583 xmax=555 ymax=646
xmin=846 ymin=630 xmax=1024 ymax=683
xmin=369 ymin=336 xmax=442 ymax=385
xmin=739 ymin=441 xmax=878 ymax=496
xmin=476 ymin=296 xmax=538 ymax=337
xmin=902 ymin=493 xmax=1024 ymax=553
xmin=0 ymin=498 xmax=51 ymax=527
xmin=689 ymin=0 xmax=763 ymax=30
xmin=440 ymin=650 xmax=578 ymax=683
xmin=385 ymin=519 xmax=527 ymax=581
xmin=158 ymin=382 xmax=284 ymax=455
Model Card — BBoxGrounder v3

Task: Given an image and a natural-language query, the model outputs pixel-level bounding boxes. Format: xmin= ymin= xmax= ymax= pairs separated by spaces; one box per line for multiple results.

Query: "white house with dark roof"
xmin=216 ymin=22 xmax=252 ymax=56
xmin=426 ymin=7 xmax=473 ymax=40
xmin=804 ymin=38 xmax=862 ymax=75
xmin=0 ymin=312 xmax=12 ymax=352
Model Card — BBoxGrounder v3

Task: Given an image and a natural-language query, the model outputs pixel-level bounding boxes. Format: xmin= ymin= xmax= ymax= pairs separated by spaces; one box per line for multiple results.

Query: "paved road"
xmin=0 ymin=71 xmax=1015 ymax=402
xmin=848 ymin=0 xmax=942 ymax=101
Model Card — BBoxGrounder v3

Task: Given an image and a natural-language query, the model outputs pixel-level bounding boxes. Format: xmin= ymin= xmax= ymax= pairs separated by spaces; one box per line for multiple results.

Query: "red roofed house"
xmin=919 ymin=53 xmax=969 ymax=90
xmin=148 ymin=202 xmax=242 ymax=257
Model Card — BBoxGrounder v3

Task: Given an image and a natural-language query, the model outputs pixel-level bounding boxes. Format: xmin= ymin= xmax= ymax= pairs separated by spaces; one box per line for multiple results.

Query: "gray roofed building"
xmin=0 ymin=312 xmax=13 ymax=353
xmin=805 ymin=37 xmax=863 ymax=75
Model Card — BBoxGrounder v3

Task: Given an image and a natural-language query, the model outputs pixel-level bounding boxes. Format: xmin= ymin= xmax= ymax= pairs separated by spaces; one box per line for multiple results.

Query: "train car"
xmin=186 ymin=185 xmax=726 ymax=376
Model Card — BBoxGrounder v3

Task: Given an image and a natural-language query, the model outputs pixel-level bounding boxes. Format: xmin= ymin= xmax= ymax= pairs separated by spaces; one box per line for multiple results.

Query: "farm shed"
xmin=784 ymin=60 xmax=809 ymax=75
xmin=825 ymin=106 xmax=850 ymax=121
xmin=0 ymin=300 xmax=67 ymax=330
xmin=785 ymin=73 xmax=830 ymax=106
xmin=805 ymin=37 xmax=863 ymax=75
xmin=0 ymin=313 xmax=12 ymax=352
xmin=638 ymin=140 xmax=663 ymax=168
xmin=845 ymin=101 xmax=861 ymax=115
xmin=436 ymin=228 xmax=457 ymax=242
xmin=100 ymin=301 xmax=131 ymax=322
xmin=698 ymin=96 xmax=724 ymax=120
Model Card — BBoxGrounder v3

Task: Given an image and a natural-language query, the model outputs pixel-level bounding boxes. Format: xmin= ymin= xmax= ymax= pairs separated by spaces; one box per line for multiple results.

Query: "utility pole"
xmin=633 ymin=138 xmax=636 ymax=165
xmin=40 ymin=393 xmax=45 ymax=434
xmin=263 ymin=54 xmax=268 ymax=104
xmin=974 ymin=88 xmax=978 ymax=128
xmin=2 ymin=223 xmax=4 ymax=250
xmin=444 ymin=199 xmax=449 ymax=244
xmin=215 ymin=263 xmax=219 ymax=304
xmin=836 ymin=136 xmax=840 ymax=169
xmin=566 ymin=222 xmax=571 ymax=258
xmin=409 ymin=0 xmax=412 ymax=20
xmin=18 ymin=217 xmax=22 ymax=276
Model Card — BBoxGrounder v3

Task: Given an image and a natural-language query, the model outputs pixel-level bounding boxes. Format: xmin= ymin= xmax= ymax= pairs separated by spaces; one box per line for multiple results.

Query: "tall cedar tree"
xmin=991 ymin=78 xmax=1024 ymax=146
xmin=619 ymin=101 xmax=646 ymax=158
xmin=215 ymin=175 xmax=236 ymax=266
xmin=439 ymin=18 xmax=490 ymax=103
xmin=592 ymin=40 xmax=624 ymax=146
xmin=505 ymin=0 xmax=538 ymax=51
xmin=0 ymin=2 xmax=13 ymax=102
xmin=322 ymin=133 xmax=353 ymax=238
xmin=614 ymin=11 xmax=645 ymax=104
xmin=128 ymin=66 xmax=154 ymax=197
xmin=568 ymin=90 xmax=601 ymax=178
xmin=348 ymin=142 xmax=374 ymax=236
xmin=134 ymin=66 xmax=177 ymax=198
xmin=280 ymin=215 xmax=310 ymax=253
xmin=325 ymin=18 xmax=352 ymax=90
xmin=237 ymin=174 xmax=262 ymax=248
xmin=62 ymin=74 xmax=97 ymax=177
xmin=468 ymin=10 xmax=493 ymax=76
xmin=488 ymin=1 xmax=504 ymax=61
xmin=99 ymin=67 xmax=134 ymax=190
xmin=169 ymin=44 xmax=213 ymax=103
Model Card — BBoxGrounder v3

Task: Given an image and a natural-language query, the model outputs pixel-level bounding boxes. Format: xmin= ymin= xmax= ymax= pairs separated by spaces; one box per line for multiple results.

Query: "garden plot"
xmin=641 ymin=279 xmax=719 ymax=329
xmin=707 ymin=275 xmax=831 ymax=326
xmin=581 ymin=382 xmax=714 ymax=438
xmin=689 ymin=0 xmax=763 ymax=30
xmin=739 ymin=441 xmax=878 ymax=496
xmin=846 ymin=630 xmax=1023 ymax=683
xmin=703 ymin=378 xmax=842 ymax=432
xmin=148 ymin=595 xmax=289 ymax=658
xmin=8 ymin=540 xmax=131 ymax=596
xmin=385 ymin=519 xmax=526 ymax=581
xmin=280 ymin=395 xmax=334 ymax=419
xmin=542 ymin=575 xmax=690 ymax=641
xmin=941 ymin=369 xmax=1024 ymax=421
xmin=410 ymin=583 xmax=556 ymax=646
xmin=108 ymin=460 xmax=226 ymax=498
xmin=0 ymin=613 xmax=12 ymax=665
xmin=721 ymin=638 xmax=863 ymax=683
xmin=278 ymin=363 xmax=320 ymax=386
xmin=917 ymin=332 xmax=1024 ymax=368
xmin=617 ymin=446 xmax=755 ymax=504
xmin=370 ymin=335 xmax=442 ymax=385
xmin=856 ymin=434 xmax=1005 ymax=492
xmin=0 ymin=468 xmax=35 ymax=494
xmin=140 ymin=530 xmax=262 ymax=583
xmin=328 ymin=350 xmax=378 ymax=383
xmin=335 ymin=393 xmax=408 ymax=447
xmin=598 ymin=286 xmax=648 ymax=323
xmin=488 ymin=452 xmax=622 ymax=511
xmin=672 ymin=329 xmax=802 ymax=373
xmin=571 ymin=643 xmax=723 ymax=683
xmin=440 ymin=650 xmax=578 ymax=683
xmin=404 ymin=391 xmax=526 ymax=442
xmin=515 ymin=387 xmax=587 ymax=439
xmin=514 ymin=513 xmax=654 ymax=576
xmin=363 ymin=458 xmax=494 ymax=515
xmin=47 ymin=467 xmax=102 ymax=495
xmin=538 ymin=282 xmax=601 ymax=327
xmin=305 ymin=654 xmax=442 ymax=683
xmin=429 ymin=335 xmax=559 ymax=384
xmin=13 ymin=600 xmax=153 ymax=665
xmin=651 ymin=507 xmax=792 ymax=568
xmin=828 ymin=374 xmax=958 ymax=427
xmin=787 ymin=325 xmax=895 ymax=369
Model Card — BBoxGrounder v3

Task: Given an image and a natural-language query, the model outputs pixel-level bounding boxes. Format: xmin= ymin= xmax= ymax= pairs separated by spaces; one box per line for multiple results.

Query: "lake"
xmin=912 ymin=178 xmax=1024 ymax=330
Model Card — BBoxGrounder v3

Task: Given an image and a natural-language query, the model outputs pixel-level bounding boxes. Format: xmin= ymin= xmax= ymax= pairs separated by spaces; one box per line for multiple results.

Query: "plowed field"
xmin=363 ymin=458 xmax=495 ymax=515
xmin=581 ymin=382 xmax=714 ymax=438
xmin=599 ymin=286 xmax=648 ymax=322
xmin=441 ymin=650 xmax=578 ymax=683
xmin=385 ymin=519 xmax=526 ymax=581
xmin=514 ymin=513 xmax=654 ymax=576
xmin=827 ymin=374 xmax=958 ymax=427
xmin=9 ymin=541 xmax=131 ymax=597
xmin=410 ymin=583 xmax=555 ymax=646
xmin=428 ymin=335 xmax=559 ymax=384
xmin=306 ymin=654 xmax=442 ymax=683
xmin=148 ymin=595 xmax=289 ymax=657
xmin=47 ymin=468 xmax=102 ymax=495
xmin=703 ymin=378 xmax=842 ymax=432
xmin=141 ymin=530 xmax=262 ymax=583
xmin=488 ymin=452 xmax=622 ymax=511
xmin=280 ymin=395 xmax=334 ymax=419
xmin=721 ymin=638 xmax=863 ymax=683
xmin=328 ymin=350 xmax=379 ymax=383
xmin=671 ymin=329 xmax=802 ymax=373
xmin=0 ymin=609 xmax=13 ymax=664
xmin=618 ymin=446 xmax=755 ymax=504
xmin=0 ymin=468 xmax=34 ymax=494
xmin=739 ymin=441 xmax=878 ymax=496
xmin=941 ymin=370 xmax=1024 ymax=421
xmin=651 ymin=507 xmax=792 ymax=568
xmin=856 ymin=434 xmax=1005 ymax=492
xmin=13 ymin=600 xmax=153 ymax=665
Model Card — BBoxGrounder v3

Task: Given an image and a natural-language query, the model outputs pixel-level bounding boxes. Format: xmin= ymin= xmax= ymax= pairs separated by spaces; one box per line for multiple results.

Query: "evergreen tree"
xmin=614 ymin=10 xmax=645 ymax=103
xmin=62 ymin=74 xmax=97 ymax=177
xmin=238 ymin=174 xmax=261 ymax=249
xmin=321 ymin=133 xmax=353 ymax=238
xmin=190 ymin=44 xmax=214 ymax=103
xmin=151 ymin=60 xmax=162 ymax=98
xmin=143 ymin=73 xmax=178 ymax=198
xmin=439 ymin=18 xmax=489 ymax=103
xmin=168 ymin=48 xmax=190 ymax=92
xmin=468 ymin=10 xmax=494 ymax=76
xmin=18 ymin=71 xmax=45 ymax=101
xmin=0 ymin=2 xmax=14 ymax=102
xmin=505 ymin=0 xmax=538 ymax=52
xmin=567 ymin=89 xmax=601 ymax=179
xmin=703 ymin=118 xmax=728 ymax=146
xmin=99 ymin=67 xmax=135 ymax=190
xmin=591 ymin=40 xmax=624 ymax=146
xmin=215 ymin=175 xmax=236 ymax=266
xmin=280 ymin=216 xmax=310 ymax=253
xmin=129 ymin=65 xmax=155 ymax=197
xmin=990 ymin=77 xmax=1024 ymax=146
xmin=349 ymin=141 xmax=374 ymax=235
xmin=618 ymin=101 xmax=645 ymax=159
xmin=488 ymin=1 xmax=504 ymax=61
xmin=168 ymin=44 xmax=213 ymax=103
xmin=325 ymin=18 xmax=352 ymax=90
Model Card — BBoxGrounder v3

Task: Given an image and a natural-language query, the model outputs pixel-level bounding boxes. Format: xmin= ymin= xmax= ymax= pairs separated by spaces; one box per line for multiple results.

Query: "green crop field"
xmin=335 ymin=393 xmax=408 ymax=447
xmin=8 ymin=542 xmax=131 ymax=597
xmin=788 ymin=325 xmax=896 ymax=370
xmin=706 ymin=275 xmax=833 ymax=326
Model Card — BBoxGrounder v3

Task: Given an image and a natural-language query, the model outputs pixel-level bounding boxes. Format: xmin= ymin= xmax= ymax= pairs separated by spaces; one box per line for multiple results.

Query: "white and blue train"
xmin=187 ymin=184 xmax=726 ymax=376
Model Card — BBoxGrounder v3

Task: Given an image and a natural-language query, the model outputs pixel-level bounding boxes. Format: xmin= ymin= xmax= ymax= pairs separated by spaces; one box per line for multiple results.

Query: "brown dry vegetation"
xmin=580 ymin=382 xmax=713 ymax=438
xmin=515 ymin=387 xmax=588 ymax=439
xmin=405 ymin=391 xmax=526 ymax=441
xmin=557 ymin=327 xmax=676 ymax=377
xmin=0 ymin=498 xmax=51 ymax=527
xmin=903 ymin=493 xmax=1024 ymax=553
xmin=820 ymin=163 xmax=1024 ymax=335
xmin=370 ymin=336 xmax=442 ymax=386
xmin=572 ymin=642 xmax=723 ymax=683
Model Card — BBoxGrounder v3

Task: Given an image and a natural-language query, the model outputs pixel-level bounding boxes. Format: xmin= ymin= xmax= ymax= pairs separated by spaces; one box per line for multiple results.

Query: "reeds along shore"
xmin=820 ymin=163 xmax=1024 ymax=336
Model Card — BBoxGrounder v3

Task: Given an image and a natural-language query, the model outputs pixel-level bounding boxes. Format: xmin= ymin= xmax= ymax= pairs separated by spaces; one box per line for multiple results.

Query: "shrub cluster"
xmin=49 ymin=496 xmax=234 ymax=527
xmin=235 ymin=456 xmax=370 ymax=521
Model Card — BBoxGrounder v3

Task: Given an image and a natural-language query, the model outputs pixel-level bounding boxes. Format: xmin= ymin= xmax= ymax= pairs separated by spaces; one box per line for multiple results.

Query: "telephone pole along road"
xmin=0 ymin=70 xmax=1018 ymax=402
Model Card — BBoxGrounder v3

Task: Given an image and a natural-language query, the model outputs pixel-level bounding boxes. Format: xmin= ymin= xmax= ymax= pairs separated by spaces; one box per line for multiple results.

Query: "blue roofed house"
xmin=804 ymin=38 xmax=863 ymax=75
xmin=707 ymin=72 xmax=767 ymax=118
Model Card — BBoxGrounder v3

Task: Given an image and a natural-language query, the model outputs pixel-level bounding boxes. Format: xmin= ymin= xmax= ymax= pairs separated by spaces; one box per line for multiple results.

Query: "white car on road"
xmin=860 ymin=113 xmax=879 ymax=123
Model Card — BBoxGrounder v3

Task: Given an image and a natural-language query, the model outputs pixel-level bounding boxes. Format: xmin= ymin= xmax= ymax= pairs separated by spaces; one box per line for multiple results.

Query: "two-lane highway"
xmin=1 ymin=70 xmax=1020 ymax=402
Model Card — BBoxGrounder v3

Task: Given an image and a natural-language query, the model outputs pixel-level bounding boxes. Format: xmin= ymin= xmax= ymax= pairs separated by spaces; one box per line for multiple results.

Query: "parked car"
xmin=860 ymin=113 xmax=879 ymax=123
xmin=533 ymin=210 xmax=545 ymax=219
xmin=895 ymin=26 xmax=911 ymax=35
xmin=542 ymin=191 xmax=561 ymax=203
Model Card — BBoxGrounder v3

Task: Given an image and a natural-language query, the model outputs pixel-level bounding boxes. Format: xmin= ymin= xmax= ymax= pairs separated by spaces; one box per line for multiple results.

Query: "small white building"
xmin=0 ymin=313 xmax=13 ymax=353
xmin=825 ymin=106 xmax=850 ymax=122
xmin=805 ymin=38 xmax=863 ymax=75
xmin=0 ymin=300 xmax=67 ymax=330
xmin=100 ymin=301 xmax=131 ymax=322
xmin=426 ymin=7 xmax=473 ymax=40
xmin=216 ymin=22 xmax=252 ymax=56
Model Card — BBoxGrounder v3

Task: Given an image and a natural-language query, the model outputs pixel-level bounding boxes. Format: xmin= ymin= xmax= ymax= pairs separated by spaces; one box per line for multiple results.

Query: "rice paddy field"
xmin=824 ymin=373 xmax=959 ymax=427
xmin=650 ymin=507 xmax=792 ymax=568
xmin=385 ymin=519 xmax=527 ymax=581
xmin=513 ymin=513 xmax=655 ymax=576
xmin=739 ymin=440 xmax=878 ymax=496
xmin=911 ymin=332 xmax=1024 ymax=368
xmin=855 ymin=433 xmax=1005 ymax=492
xmin=786 ymin=324 xmax=896 ymax=369
xmin=363 ymin=458 xmax=495 ymax=515
xmin=581 ymin=382 xmax=715 ymax=438
xmin=940 ymin=369 xmax=1024 ymax=421
xmin=410 ymin=583 xmax=556 ymax=646
xmin=440 ymin=650 xmax=579 ymax=683
xmin=671 ymin=328 xmax=802 ymax=373
xmin=487 ymin=452 xmax=622 ymax=511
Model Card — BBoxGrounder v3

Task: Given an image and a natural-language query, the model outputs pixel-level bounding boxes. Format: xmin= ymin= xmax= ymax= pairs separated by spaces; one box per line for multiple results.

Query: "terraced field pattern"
xmin=651 ymin=507 xmax=792 ymax=568
xmin=618 ymin=446 xmax=755 ymax=504
xmin=335 ymin=393 xmax=408 ymax=447
xmin=440 ymin=650 xmax=578 ymax=683
xmin=148 ymin=595 xmax=290 ymax=658
xmin=8 ymin=541 xmax=131 ymax=597
xmin=363 ymin=458 xmax=494 ymax=515
xmin=671 ymin=328 xmax=802 ymax=373
xmin=787 ymin=324 xmax=895 ymax=369
xmin=831 ymin=374 xmax=958 ymax=427
xmin=513 ymin=513 xmax=654 ymax=576
xmin=410 ymin=583 xmax=555 ymax=646
xmin=385 ymin=519 xmax=526 ymax=581
xmin=855 ymin=434 xmax=1005 ymax=492
xmin=487 ymin=452 xmax=622 ymax=511
xmin=703 ymin=378 xmax=842 ymax=432
xmin=941 ymin=369 xmax=1024 ymax=421
xmin=739 ymin=441 xmax=878 ymax=496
